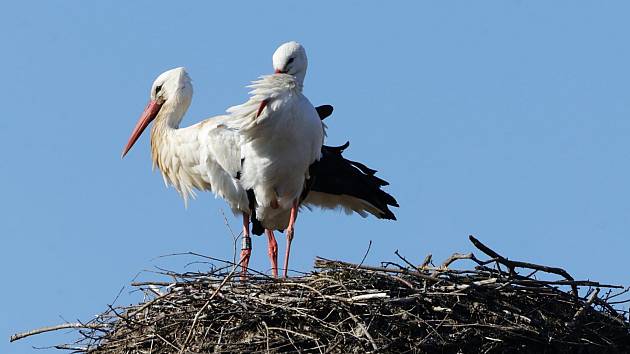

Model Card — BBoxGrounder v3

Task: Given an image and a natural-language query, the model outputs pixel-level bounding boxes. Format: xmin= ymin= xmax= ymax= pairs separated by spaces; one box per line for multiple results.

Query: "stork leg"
xmin=282 ymin=199 xmax=299 ymax=278
xmin=240 ymin=213 xmax=252 ymax=280
xmin=266 ymin=229 xmax=278 ymax=278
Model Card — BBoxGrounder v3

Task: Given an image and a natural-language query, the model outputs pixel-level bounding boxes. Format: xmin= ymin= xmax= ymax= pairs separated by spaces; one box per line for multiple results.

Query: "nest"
xmin=11 ymin=236 xmax=630 ymax=353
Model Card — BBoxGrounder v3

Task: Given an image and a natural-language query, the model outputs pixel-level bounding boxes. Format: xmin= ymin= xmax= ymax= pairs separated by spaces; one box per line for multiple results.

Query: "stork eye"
xmin=155 ymin=85 xmax=163 ymax=94
xmin=287 ymin=57 xmax=295 ymax=64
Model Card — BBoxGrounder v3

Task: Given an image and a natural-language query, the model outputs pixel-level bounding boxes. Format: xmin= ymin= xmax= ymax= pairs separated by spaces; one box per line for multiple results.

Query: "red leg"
xmin=240 ymin=213 xmax=252 ymax=280
xmin=266 ymin=229 xmax=278 ymax=278
xmin=282 ymin=200 xmax=299 ymax=278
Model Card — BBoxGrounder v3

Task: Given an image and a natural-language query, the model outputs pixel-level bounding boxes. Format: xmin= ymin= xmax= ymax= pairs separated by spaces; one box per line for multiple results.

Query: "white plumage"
xmin=227 ymin=73 xmax=324 ymax=226
xmin=303 ymin=192 xmax=384 ymax=218
xmin=142 ymin=68 xmax=248 ymax=213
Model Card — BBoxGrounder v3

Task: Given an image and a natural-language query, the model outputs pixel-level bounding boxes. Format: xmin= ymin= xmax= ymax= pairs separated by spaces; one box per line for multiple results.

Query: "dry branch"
xmin=10 ymin=236 xmax=630 ymax=353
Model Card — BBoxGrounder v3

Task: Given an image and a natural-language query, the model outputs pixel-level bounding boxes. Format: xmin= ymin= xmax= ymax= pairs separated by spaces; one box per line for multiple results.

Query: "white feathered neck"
xmin=226 ymin=74 xmax=302 ymax=131
xmin=150 ymin=103 xmax=207 ymax=205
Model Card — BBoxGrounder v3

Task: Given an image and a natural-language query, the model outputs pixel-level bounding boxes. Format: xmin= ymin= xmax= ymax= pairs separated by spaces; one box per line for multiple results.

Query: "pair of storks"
xmin=122 ymin=42 xmax=397 ymax=278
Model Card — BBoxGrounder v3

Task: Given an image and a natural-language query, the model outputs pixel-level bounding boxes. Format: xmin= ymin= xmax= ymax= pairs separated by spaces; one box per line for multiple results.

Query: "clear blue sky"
xmin=2 ymin=1 xmax=629 ymax=352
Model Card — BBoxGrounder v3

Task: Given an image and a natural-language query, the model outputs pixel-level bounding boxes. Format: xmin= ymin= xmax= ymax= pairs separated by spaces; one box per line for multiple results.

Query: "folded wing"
xmin=304 ymin=142 xmax=399 ymax=220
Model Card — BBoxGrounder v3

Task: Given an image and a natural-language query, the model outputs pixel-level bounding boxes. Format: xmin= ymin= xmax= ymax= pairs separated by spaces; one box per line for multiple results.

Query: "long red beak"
xmin=121 ymin=100 xmax=162 ymax=158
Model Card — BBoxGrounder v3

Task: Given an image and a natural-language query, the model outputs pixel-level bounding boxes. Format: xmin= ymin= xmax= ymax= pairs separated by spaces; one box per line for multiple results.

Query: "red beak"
xmin=121 ymin=100 xmax=162 ymax=158
xmin=275 ymin=69 xmax=285 ymax=74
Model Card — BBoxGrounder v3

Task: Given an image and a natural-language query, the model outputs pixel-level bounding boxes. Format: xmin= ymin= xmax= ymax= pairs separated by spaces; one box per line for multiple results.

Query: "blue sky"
xmin=2 ymin=1 xmax=629 ymax=352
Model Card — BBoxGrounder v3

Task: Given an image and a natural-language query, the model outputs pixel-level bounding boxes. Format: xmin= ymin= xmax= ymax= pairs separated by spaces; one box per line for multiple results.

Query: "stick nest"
xmin=12 ymin=236 xmax=630 ymax=353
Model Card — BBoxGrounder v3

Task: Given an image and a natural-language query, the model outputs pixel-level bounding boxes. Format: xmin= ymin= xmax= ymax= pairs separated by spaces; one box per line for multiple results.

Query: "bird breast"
xmin=240 ymin=94 xmax=324 ymax=212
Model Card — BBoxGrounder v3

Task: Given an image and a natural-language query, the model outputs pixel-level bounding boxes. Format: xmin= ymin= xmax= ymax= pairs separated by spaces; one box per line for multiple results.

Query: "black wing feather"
xmin=307 ymin=142 xmax=399 ymax=220
xmin=246 ymin=104 xmax=398 ymax=236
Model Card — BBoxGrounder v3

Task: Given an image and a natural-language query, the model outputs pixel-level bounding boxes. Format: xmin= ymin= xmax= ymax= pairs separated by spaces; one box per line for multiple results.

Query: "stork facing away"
xmin=122 ymin=67 xmax=397 ymax=278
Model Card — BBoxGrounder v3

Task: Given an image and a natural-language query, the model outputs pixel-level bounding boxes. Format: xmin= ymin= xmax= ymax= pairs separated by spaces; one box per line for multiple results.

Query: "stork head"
xmin=122 ymin=67 xmax=193 ymax=158
xmin=272 ymin=41 xmax=308 ymax=83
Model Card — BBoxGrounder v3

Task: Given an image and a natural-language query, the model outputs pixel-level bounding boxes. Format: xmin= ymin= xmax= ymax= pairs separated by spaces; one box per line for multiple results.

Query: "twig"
xmin=431 ymin=252 xmax=478 ymax=276
xmin=469 ymin=235 xmax=579 ymax=296
xmin=345 ymin=309 xmax=378 ymax=352
xmin=316 ymin=257 xmax=448 ymax=284
xmin=11 ymin=323 xmax=109 ymax=342
xmin=178 ymin=258 xmax=241 ymax=353
xmin=219 ymin=208 xmax=239 ymax=270
xmin=355 ymin=240 xmax=372 ymax=269
xmin=394 ymin=249 xmax=421 ymax=272
xmin=420 ymin=254 xmax=433 ymax=268
xmin=573 ymin=288 xmax=600 ymax=322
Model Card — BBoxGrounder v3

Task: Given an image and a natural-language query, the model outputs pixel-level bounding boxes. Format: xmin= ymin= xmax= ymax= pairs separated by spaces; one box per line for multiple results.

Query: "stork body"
xmin=228 ymin=42 xmax=324 ymax=277
xmin=229 ymin=74 xmax=324 ymax=228
xmin=123 ymin=68 xmax=248 ymax=213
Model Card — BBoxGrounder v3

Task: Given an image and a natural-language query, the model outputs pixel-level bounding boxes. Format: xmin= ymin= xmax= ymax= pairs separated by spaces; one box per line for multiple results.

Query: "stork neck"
xmin=149 ymin=96 xmax=190 ymax=170
xmin=147 ymin=103 xmax=205 ymax=206
xmin=155 ymin=97 xmax=189 ymax=130
xmin=293 ymin=71 xmax=306 ymax=87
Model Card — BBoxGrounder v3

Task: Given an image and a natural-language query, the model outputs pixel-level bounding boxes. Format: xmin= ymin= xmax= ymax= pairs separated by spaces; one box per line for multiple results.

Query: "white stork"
xmin=121 ymin=67 xmax=258 ymax=274
xmin=227 ymin=42 xmax=324 ymax=277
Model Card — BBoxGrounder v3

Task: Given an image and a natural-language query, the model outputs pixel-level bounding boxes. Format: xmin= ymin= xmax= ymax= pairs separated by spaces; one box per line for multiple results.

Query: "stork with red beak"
xmin=122 ymin=68 xmax=256 ymax=269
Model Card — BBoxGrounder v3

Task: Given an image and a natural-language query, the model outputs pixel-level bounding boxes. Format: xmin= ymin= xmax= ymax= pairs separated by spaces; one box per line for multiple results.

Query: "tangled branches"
xmin=11 ymin=236 xmax=630 ymax=353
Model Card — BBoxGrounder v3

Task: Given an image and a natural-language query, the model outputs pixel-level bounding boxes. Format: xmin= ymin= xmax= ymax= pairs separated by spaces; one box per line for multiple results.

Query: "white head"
xmin=150 ymin=67 xmax=193 ymax=107
xmin=272 ymin=41 xmax=308 ymax=83
xmin=122 ymin=67 xmax=193 ymax=157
